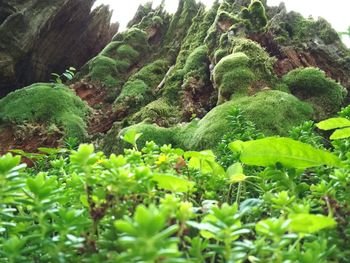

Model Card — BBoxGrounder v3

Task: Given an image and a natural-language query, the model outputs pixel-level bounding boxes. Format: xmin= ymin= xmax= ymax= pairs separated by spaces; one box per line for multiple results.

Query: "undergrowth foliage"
xmin=1 ymin=109 xmax=350 ymax=262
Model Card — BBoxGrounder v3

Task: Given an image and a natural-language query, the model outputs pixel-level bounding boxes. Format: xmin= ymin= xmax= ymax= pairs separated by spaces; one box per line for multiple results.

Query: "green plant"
xmin=51 ymin=67 xmax=76 ymax=84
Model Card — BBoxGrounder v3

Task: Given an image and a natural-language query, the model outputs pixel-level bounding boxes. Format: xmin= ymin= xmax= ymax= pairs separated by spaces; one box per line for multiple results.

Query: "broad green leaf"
xmin=226 ymin=163 xmax=243 ymax=177
xmin=121 ymin=129 xmax=142 ymax=146
xmin=230 ymin=174 xmax=247 ymax=183
xmin=152 ymin=174 xmax=195 ymax=193
xmin=289 ymin=214 xmax=337 ymax=234
xmin=330 ymin=127 xmax=350 ymax=140
xmin=229 ymin=137 xmax=343 ymax=169
xmin=227 ymin=163 xmax=246 ymax=183
xmin=316 ymin=118 xmax=350 ymax=131
xmin=115 ymin=220 xmax=137 ymax=235
xmin=0 ymin=154 xmax=21 ymax=176
xmin=184 ymin=150 xmax=216 ymax=162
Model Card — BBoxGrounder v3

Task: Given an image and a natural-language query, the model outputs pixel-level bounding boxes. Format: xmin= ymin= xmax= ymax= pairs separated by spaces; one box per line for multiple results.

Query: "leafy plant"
xmin=51 ymin=67 xmax=76 ymax=84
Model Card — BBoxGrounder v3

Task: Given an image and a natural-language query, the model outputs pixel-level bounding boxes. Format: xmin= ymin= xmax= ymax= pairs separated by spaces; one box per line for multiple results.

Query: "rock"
xmin=0 ymin=0 xmax=118 ymax=97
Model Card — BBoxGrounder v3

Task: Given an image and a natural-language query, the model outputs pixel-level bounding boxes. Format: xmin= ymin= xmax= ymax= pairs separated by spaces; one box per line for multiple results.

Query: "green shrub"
xmin=283 ymin=67 xmax=347 ymax=119
xmin=118 ymin=123 xmax=176 ymax=151
xmin=0 ymin=83 xmax=91 ymax=140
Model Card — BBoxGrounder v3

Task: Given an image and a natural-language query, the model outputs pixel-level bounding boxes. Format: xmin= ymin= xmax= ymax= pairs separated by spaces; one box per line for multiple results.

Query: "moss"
xmin=124 ymin=28 xmax=149 ymax=51
xmin=214 ymin=49 xmax=229 ymax=64
xmin=87 ymin=55 xmax=119 ymax=87
xmin=127 ymin=2 xmax=153 ymax=28
xmin=180 ymin=90 xmax=313 ymax=150
xmin=131 ymin=98 xmax=179 ymax=127
xmin=115 ymin=80 xmax=150 ymax=106
xmin=162 ymin=0 xmax=200 ymax=61
xmin=283 ymin=67 xmax=347 ymax=119
xmin=217 ymin=11 xmax=238 ymax=25
xmin=214 ymin=52 xmax=250 ymax=84
xmin=107 ymin=91 xmax=313 ymax=152
xmin=0 ymin=83 xmax=91 ymax=140
xmin=240 ymin=0 xmax=268 ymax=32
xmin=131 ymin=59 xmax=169 ymax=87
xmin=115 ymin=45 xmax=140 ymax=62
xmin=230 ymin=38 xmax=276 ymax=83
xmin=162 ymin=69 xmax=185 ymax=101
xmin=183 ymin=46 xmax=209 ymax=73
xmin=213 ymin=52 xmax=254 ymax=103
xmin=86 ymin=28 xmax=149 ymax=88
xmin=115 ymin=59 xmax=169 ymax=111
xmin=205 ymin=1 xmax=235 ymax=52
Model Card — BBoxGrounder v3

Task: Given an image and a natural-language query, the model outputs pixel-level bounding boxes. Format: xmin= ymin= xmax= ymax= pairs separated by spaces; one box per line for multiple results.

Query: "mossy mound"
xmin=214 ymin=52 xmax=254 ymax=104
xmin=180 ymin=90 xmax=313 ymax=150
xmin=240 ymin=0 xmax=268 ymax=32
xmin=230 ymin=38 xmax=276 ymax=82
xmin=213 ymin=38 xmax=277 ymax=104
xmin=283 ymin=67 xmax=347 ymax=119
xmin=131 ymin=98 xmax=178 ymax=127
xmin=106 ymin=90 xmax=313 ymax=152
xmin=0 ymin=83 xmax=91 ymax=140
xmin=115 ymin=59 xmax=169 ymax=111
xmin=84 ymin=28 xmax=150 ymax=88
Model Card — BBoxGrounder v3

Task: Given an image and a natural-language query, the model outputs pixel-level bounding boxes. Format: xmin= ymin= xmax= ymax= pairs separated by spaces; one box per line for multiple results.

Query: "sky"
xmin=94 ymin=0 xmax=350 ymax=45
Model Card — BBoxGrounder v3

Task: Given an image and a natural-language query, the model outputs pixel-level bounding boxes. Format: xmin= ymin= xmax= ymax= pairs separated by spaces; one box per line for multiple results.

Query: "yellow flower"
xmin=156 ymin=154 xmax=168 ymax=165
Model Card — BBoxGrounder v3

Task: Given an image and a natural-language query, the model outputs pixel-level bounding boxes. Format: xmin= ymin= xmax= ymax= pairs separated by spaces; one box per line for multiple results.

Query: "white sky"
xmin=94 ymin=0 xmax=350 ymax=45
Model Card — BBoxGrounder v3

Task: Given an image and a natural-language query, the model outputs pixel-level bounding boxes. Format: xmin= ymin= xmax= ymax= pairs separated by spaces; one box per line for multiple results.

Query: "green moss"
xmin=86 ymin=28 xmax=149 ymax=88
xmin=131 ymin=59 xmax=169 ymax=87
xmin=240 ymin=0 xmax=268 ymax=32
xmin=115 ymin=45 xmax=140 ymax=62
xmin=124 ymin=28 xmax=149 ymax=51
xmin=230 ymin=38 xmax=276 ymax=83
xmin=213 ymin=52 xmax=254 ymax=103
xmin=283 ymin=67 xmax=347 ymax=119
xmin=214 ymin=49 xmax=228 ymax=64
xmin=131 ymin=98 xmax=179 ymax=126
xmin=115 ymin=59 xmax=169 ymax=111
xmin=183 ymin=46 xmax=209 ymax=73
xmin=162 ymin=0 xmax=200 ymax=60
xmin=217 ymin=11 xmax=238 ymax=25
xmin=0 ymin=83 xmax=91 ymax=140
xmin=107 ymin=91 xmax=313 ymax=152
xmin=115 ymin=80 xmax=150 ymax=106
xmin=87 ymin=55 xmax=119 ymax=87
xmin=214 ymin=52 xmax=250 ymax=84
xmin=229 ymin=91 xmax=314 ymax=135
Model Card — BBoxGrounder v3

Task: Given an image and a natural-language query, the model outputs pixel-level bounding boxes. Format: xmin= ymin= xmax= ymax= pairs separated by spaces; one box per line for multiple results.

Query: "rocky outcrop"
xmin=0 ymin=0 xmax=118 ymax=97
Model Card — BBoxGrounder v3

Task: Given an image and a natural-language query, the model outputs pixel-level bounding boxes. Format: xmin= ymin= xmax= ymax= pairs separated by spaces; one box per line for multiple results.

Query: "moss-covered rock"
xmin=0 ymin=83 xmax=91 ymax=140
xmin=283 ymin=67 xmax=347 ymax=119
